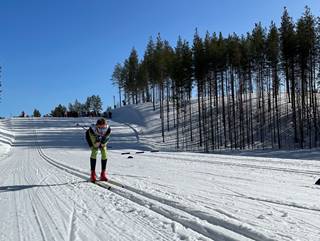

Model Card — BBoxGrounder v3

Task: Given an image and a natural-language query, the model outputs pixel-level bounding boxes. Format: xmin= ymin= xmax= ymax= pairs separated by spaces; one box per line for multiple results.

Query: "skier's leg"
xmin=101 ymin=146 xmax=107 ymax=160
xmin=90 ymin=147 xmax=98 ymax=182
xmin=101 ymin=159 xmax=107 ymax=170
xmin=90 ymin=158 xmax=96 ymax=171
xmin=100 ymin=147 xmax=108 ymax=181
xmin=91 ymin=147 xmax=99 ymax=160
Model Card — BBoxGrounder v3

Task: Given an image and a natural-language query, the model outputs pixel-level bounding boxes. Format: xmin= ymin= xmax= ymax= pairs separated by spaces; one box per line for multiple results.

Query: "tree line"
xmin=51 ymin=95 xmax=104 ymax=117
xmin=112 ymin=7 xmax=320 ymax=150
xmin=18 ymin=95 xmax=106 ymax=118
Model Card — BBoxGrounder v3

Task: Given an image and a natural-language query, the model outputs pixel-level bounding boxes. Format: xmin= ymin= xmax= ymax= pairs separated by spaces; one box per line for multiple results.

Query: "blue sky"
xmin=0 ymin=0 xmax=319 ymax=117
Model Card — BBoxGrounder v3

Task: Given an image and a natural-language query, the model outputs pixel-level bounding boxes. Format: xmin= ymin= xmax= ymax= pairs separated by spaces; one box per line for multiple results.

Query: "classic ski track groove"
xmin=142 ymin=152 xmax=320 ymax=176
xmin=213 ymin=182 xmax=320 ymax=212
xmin=118 ymin=149 xmax=320 ymax=213
xmin=34 ymin=135 xmax=278 ymax=241
xmin=44 ymin=147 xmax=313 ymax=241
xmin=34 ymin=136 xmax=175 ymax=240
xmin=33 ymin=155 xmax=109 ymax=240
xmin=213 ymin=181 xmax=320 ymax=231
xmin=12 ymin=172 xmax=22 ymax=241
xmin=36 ymin=128 xmax=319 ymax=241
xmin=68 ymin=207 xmax=76 ymax=241
xmin=32 ymin=133 xmax=116 ymax=240
xmin=23 ymin=147 xmax=67 ymax=241
xmin=28 ymin=189 xmax=48 ymax=241
xmin=36 ymin=148 xmax=195 ymax=241
xmin=23 ymin=165 xmax=48 ymax=241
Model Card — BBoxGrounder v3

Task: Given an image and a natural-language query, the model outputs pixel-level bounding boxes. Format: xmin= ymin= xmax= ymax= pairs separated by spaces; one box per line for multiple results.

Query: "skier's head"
xmin=96 ymin=118 xmax=107 ymax=128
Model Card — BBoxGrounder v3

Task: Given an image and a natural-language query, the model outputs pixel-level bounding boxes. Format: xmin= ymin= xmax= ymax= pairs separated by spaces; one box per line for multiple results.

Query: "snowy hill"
xmin=0 ymin=117 xmax=319 ymax=240
xmin=112 ymin=102 xmax=168 ymax=150
xmin=112 ymin=102 xmax=320 ymax=160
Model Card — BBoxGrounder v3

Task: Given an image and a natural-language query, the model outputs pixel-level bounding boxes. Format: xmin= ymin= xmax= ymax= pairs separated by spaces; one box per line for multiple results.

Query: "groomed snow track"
xmin=1 ymin=118 xmax=320 ymax=241
xmin=35 ymin=130 xmax=264 ymax=241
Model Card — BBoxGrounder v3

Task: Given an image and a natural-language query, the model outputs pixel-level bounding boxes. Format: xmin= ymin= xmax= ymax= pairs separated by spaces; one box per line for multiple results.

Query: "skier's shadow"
xmin=0 ymin=181 xmax=87 ymax=193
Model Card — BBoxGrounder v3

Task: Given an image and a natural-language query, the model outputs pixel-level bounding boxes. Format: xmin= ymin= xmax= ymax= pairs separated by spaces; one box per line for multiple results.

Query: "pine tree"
xmin=296 ymin=6 xmax=318 ymax=148
xmin=226 ymin=33 xmax=242 ymax=149
xmin=216 ymin=32 xmax=227 ymax=148
xmin=192 ymin=30 xmax=206 ymax=148
xmin=251 ymin=23 xmax=267 ymax=147
xmin=112 ymin=63 xmax=125 ymax=107
xmin=280 ymin=7 xmax=298 ymax=145
xmin=144 ymin=38 xmax=157 ymax=110
xmin=127 ymin=48 xmax=139 ymax=104
xmin=266 ymin=21 xmax=281 ymax=148
xmin=33 ymin=109 xmax=41 ymax=117
xmin=51 ymin=104 xmax=67 ymax=117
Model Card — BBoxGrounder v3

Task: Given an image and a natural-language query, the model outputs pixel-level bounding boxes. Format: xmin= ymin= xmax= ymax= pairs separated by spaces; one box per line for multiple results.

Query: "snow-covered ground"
xmin=0 ymin=110 xmax=320 ymax=240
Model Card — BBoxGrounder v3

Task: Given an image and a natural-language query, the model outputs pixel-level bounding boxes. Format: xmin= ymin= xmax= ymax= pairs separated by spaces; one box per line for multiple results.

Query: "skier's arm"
xmin=89 ymin=128 xmax=100 ymax=147
xmin=101 ymin=127 xmax=111 ymax=145
xmin=85 ymin=129 xmax=93 ymax=147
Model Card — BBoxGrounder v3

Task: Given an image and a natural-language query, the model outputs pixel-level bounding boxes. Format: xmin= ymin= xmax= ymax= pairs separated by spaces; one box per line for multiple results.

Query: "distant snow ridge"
xmin=0 ymin=119 xmax=15 ymax=145
xmin=0 ymin=119 xmax=15 ymax=158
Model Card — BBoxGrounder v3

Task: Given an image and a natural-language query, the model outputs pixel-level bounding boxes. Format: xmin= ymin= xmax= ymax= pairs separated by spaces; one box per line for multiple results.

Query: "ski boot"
xmin=90 ymin=171 xmax=97 ymax=182
xmin=100 ymin=170 xmax=108 ymax=181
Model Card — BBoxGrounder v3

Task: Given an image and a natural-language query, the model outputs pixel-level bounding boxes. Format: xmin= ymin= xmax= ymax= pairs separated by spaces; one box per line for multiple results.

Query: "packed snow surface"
xmin=0 ymin=113 xmax=320 ymax=241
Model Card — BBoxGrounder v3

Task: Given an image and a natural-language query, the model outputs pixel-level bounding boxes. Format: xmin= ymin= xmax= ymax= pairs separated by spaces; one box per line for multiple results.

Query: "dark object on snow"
xmin=121 ymin=152 xmax=130 ymax=155
xmin=136 ymin=151 xmax=144 ymax=154
xmin=127 ymin=156 xmax=134 ymax=159
xmin=315 ymin=178 xmax=320 ymax=185
xmin=150 ymin=150 xmax=159 ymax=153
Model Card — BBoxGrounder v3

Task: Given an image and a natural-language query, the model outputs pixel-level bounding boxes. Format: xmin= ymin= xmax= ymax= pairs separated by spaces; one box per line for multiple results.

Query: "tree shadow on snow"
xmin=0 ymin=181 xmax=87 ymax=193
xmin=213 ymin=148 xmax=320 ymax=161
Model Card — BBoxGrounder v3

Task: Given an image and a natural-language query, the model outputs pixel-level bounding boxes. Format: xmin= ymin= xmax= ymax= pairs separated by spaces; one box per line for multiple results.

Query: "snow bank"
xmin=112 ymin=102 xmax=181 ymax=151
xmin=0 ymin=119 xmax=15 ymax=159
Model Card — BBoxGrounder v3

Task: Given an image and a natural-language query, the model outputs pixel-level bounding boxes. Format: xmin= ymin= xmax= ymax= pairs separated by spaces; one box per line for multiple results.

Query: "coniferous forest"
xmin=112 ymin=7 xmax=320 ymax=151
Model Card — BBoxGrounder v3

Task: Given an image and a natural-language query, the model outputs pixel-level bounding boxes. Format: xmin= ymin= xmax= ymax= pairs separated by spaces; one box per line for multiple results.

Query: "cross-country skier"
xmin=86 ymin=118 xmax=111 ymax=182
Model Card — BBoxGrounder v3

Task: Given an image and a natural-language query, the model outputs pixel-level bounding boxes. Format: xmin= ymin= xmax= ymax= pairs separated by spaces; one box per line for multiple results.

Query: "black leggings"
xmin=90 ymin=158 xmax=107 ymax=171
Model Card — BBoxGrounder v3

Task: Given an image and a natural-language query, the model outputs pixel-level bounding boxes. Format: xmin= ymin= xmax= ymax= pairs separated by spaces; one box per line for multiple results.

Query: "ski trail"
xmin=39 ymin=143 xmax=319 ymax=241
xmin=142 ymin=152 xmax=320 ymax=176
xmin=29 ymin=192 xmax=47 ymax=241
xmin=211 ymin=181 xmax=320 ymax=232
xmin=22 ymin=146 xmax=66 ymax=240
xmin=3 ymin=118 xmax=319 ymax=241
xmin=12 ymin=172 xmax=22 ymax=241
xmin=35 ymin=143 xmax=177 ymax=240
xmin=37 ymin=143 xmax=265 ymax=241
xmin=1 ymin=119 xmax=206 ymax=241
xmin=68 ymin=206 xmax=78 ymax=241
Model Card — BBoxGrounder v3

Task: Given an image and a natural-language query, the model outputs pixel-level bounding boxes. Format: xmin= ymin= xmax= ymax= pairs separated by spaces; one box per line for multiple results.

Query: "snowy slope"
xmin=112 ymin=102 xmax=179 ymax=151
xmin=0 ymin=119 xmax=14 ymax=159
xmin=0 ymin=117 xmax=320 ymax=241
